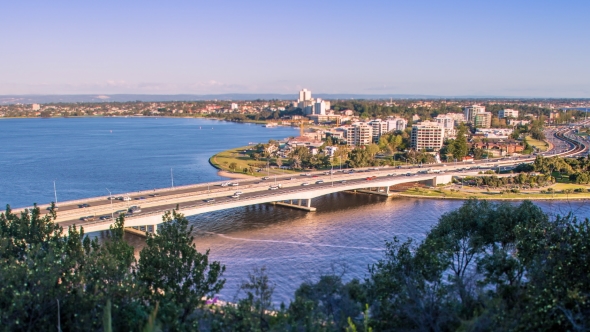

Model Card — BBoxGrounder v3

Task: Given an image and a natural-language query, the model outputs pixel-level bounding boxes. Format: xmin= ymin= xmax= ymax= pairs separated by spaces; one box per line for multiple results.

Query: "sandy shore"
xmin=217 ymin=170 xmax=257 ymax=179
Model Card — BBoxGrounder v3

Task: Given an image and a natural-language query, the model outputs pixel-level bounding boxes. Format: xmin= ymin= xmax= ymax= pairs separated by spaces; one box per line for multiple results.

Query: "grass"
xmin=210 ymin=146 xmax=299 ymax=177
xmin=525 ymin=135 xmax=549 ymax=152
xmin=400 ymin=184 xmax=590 ymax=200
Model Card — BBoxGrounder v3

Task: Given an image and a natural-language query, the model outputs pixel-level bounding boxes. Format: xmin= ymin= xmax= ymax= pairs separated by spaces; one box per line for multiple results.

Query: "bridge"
xmin=18 ymin=126 xmax=588 ymax=235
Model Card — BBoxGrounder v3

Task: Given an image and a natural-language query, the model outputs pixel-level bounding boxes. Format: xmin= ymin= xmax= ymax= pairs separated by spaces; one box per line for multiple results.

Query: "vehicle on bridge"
xmin=128 ymin=206 xmax=141 ymax=214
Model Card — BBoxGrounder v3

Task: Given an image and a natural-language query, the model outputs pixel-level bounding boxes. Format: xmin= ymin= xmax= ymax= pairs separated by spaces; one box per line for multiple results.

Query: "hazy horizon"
xmin=1 ymin=1 xmax=589 ymax=97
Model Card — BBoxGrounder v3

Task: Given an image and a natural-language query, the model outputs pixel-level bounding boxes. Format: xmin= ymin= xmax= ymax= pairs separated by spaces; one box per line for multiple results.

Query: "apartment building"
xmin=498 ymin=109 xmax=519 ymax=118
xmin=464 ymin=105 xmax=486 ymax=123
xmin=474 ymin=112 xmax=492 ymax=128
xmin=411 ymin=121 xmax=444 ymax=151
xmin=345 ymin=122 xmax=373 ymax=146
xmin=385 ymin=117 xmax=407 ymax=131
xmin=369 ymin=119 xmax=388 ymax=142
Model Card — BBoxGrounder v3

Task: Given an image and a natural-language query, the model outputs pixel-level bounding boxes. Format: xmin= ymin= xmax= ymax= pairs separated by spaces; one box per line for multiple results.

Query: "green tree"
xmin=137 ymin=209 xmax=225 ymax=331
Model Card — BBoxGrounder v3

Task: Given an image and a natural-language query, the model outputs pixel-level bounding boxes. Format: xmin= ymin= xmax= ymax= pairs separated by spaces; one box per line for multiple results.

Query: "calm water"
xmin=3 ymin=118 xmax=589 ymax=305
xmin=0 ymin=117 xmax=297 ymax=208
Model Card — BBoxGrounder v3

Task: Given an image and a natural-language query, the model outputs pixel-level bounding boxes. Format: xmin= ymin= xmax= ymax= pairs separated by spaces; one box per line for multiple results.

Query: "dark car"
xmin=78 ymin=203 xmax=91 ymax=208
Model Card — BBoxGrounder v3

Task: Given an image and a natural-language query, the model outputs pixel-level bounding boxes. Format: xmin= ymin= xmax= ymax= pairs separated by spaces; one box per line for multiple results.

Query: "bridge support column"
xmin=273 ymin=199 xmax=316 ymax=212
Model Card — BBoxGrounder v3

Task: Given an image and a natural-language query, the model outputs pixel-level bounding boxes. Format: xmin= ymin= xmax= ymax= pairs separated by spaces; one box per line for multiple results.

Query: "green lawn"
xmin=210 ymin=146 xmax=298 ymax=177
xmin=400 ymin=185 xmax=590 ymax=200
xmin=525 ymin=135 xmax=549 ymax=152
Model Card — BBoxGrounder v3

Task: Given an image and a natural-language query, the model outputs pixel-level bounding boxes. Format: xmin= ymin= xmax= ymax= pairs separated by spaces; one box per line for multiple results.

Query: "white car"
xmin=122 ymin=196 xmax=132 ymax=201
xmin=231 ymin=194 xmax=240 ymax=198
xmin=234 ymin=191 xmax=243 ymax=195
xmin=301 ymin=182 xmax=310 ymax=186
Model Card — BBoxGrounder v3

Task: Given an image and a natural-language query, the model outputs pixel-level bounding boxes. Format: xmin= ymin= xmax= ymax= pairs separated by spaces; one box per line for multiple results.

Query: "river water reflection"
xmin=126 ymin=193 xmax=590 ymax=305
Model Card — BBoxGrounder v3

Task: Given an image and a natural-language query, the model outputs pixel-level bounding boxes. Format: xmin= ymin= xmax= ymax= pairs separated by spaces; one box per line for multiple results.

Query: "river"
xmin=2 ymin=117 xmax=589 ymax=305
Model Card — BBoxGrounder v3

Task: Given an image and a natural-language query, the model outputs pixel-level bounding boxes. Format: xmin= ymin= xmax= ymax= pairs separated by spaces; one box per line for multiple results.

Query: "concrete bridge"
xmin=17 ymin=126 xmax=587 ymax=235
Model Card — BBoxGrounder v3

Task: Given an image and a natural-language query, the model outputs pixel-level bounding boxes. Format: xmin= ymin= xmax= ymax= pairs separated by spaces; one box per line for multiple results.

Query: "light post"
xmin=106 ymin=188 xmax=114 ymax=219
xmin=171 ymin=168 xmax=174 ymax=189
xmin=331 ymin=165 xmax=334 ymax=186
xmin=53 ymin=180 xmax=58 ymax=207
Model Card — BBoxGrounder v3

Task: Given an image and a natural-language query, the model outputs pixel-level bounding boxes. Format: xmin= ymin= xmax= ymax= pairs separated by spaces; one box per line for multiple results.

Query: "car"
xmin=78 ymin=203 xmax=91 ymax=208
xmin=287 ymin=177 xmax=293 ymax=180
xmin=46 ymin=206 xmax=59 ymax=211
xmin=122 ymin=196 xmax=132 ymax=201
xmin=387 ymin=173 xmax=395 ymax=176
xmin=340 ymin=180 xmax=347 ymax=183
xmin=231 ymin=194 xmax=240 ymax=198
xmin=230 ymin=182 xmax=239 ymax=186
xmin=312 ymin=175 xmax=318 ymax=178
xmin=115 ymin=209 xmax=127 ymax=215
xmin=107 ymin=196 xmax=116 ymax=200
xmin=220 ymin=182 xmax=230 ymax=187
xmin=150 ymin=193 xmax=160 ymax=197
xmin=80 ymin=215 xmax=95 ymax=221
xmin=406 ymin=173 xmax=412 ymax=176
xmin=99 ymin=215 xmax=111 ymax=220
xmin=128 ymin=206 xmax=141 ymax=214
xmin=234 ymin=191 xmax=243 ymax=195
xmin=268 ymin=185 xmax=279 ymax=190
xmin=301 ymin=182 xmax=309 ymax=186
xmin=204 ymin=198 xmax=215 ymax=203
xmin=262 ymin=176 xmax=270 ymax=180
xmin=315 ymin=180 xmax=324 ymax=184
xmin=137 ymin=196 xmax=146 ymax=200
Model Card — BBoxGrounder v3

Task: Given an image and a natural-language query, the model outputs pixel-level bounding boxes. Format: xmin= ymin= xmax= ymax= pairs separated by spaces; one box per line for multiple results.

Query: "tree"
xmin=452 ymin=125 xmax=469 ymax=160
xmin=137 ymin=209 xmax=225 ymax=330
xmin=228 ymin=162 xmax=238 ymax=171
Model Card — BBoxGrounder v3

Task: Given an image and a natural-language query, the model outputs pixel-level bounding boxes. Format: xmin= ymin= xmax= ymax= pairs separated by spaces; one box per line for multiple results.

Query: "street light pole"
xmin=171 ymin=168 xmax=174 ymax=189
xmin=106 ymin=188 xmax=113 ymax=219
xmin=53 ymin=180 xmax=58 ymax=207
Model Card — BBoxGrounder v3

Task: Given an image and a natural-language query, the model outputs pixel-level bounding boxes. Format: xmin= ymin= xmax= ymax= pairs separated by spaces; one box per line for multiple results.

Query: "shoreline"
xmin=395 ymin=193 xmax=590 ymax=201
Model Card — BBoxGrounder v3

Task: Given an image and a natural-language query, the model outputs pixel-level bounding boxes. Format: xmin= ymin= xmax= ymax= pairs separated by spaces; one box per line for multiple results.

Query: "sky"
xmin=1 ymin=0 xmax=589 ymax=97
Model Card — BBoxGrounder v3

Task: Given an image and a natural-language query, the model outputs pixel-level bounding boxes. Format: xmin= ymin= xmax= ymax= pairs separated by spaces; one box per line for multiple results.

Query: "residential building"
xmin=345 ymin=122 xmax=373 ymax=146
xmin=474 ymin=112 xmax=492 ymax=128
xmin=230 ymin=103 xmax=238 ymax=110
xmin=446 ymin=112 xmax=466 ymax=124
xmin=308 ymin=114 xmax=341 ymax=125
xmin=32 ymin=104 xmax=40 ymax=111
xmin=411 ymin=121 xmax=444 ymax=150
xmin=385 ymin=117 xmax=407 ymax=131
xmin=369 ymin=119 xmax=388 ymax=142
xmin=313 ymin=98 xmax=327 ymax=115
xmin=464 ymin=105 xmax=486 ymax=123
xmin=298 ymin=89 xmax=312 ymax=102
xmin=435 ymin=115 xmax=454 ymax=130
xmin=508 ymin=119 xmax=530 ymax=126
xmin=498 ymin=109 xmax=518 ymax=119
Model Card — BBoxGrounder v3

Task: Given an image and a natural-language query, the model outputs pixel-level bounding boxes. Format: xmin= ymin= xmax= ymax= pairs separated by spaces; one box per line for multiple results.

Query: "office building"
xmin=474 ymin=112 xmax=492 ymax=128
xmin=345 ymin=122 xmax=373 ymax=146
xmin=498 ymin=109 xmax=519 ymax=119
xmin=297 ymin=89 xmax=313 ymax=114
xmin=411 ymin=121 xmax=444 ymax=150
xmin=464 ymin=105 xmax=486 ymax=123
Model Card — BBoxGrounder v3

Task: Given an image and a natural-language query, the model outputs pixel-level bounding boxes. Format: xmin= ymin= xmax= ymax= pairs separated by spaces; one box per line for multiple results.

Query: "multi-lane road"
xmin=19 ymin=124 xmax=589 ymax=232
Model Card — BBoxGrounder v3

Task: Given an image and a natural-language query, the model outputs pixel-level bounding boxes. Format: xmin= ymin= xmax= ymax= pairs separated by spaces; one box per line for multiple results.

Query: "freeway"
xmin=17 ymin=125 xmax=588 ymax=233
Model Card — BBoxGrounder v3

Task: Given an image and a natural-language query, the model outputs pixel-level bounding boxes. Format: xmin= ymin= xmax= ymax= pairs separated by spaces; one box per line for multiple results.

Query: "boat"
xmin=263 ymin=123 xmax=278 ymax=128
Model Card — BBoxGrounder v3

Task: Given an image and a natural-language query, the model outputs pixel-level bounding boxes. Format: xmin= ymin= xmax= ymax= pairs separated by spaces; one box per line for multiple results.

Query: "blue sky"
xmin=1 ymin=0 xmax=589 ymax=97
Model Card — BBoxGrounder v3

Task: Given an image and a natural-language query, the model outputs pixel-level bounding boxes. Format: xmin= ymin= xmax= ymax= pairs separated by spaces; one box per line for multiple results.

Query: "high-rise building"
xmin=411 ymin=121 xmax=444 ymax=151
xmin=32 ymin=104 xmax=40 ymax=111
xmin=464 ymin=105 xmax=486 ymax=123
xmin=313 ymin=98 xmax=327 ymax=115
xmin=298 ymin=89 xmax=312 ymax=102
xmin=435 ymin=115 xmax=455 ymax=130
xmin=230 ymin=103 xmax=238 ymax=110
xmin=369 ymin=119 xmax=388 ymax=142
xmin=385 ymin=117 xmax=407 ymax=131
xmin=297 ymin=89 xmax=313 ymax=114
xmin=345 ymin=122 xmax=373 ymax=146
xmin=498 ymin=109 xmax=519 ymax=119
xmin=474 ymin=112 xmax=492 ymax=128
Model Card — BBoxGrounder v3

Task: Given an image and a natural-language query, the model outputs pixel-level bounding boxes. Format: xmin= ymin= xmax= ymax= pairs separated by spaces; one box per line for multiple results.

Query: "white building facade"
xmin=411 ymin=121 xmax=445 ymax=151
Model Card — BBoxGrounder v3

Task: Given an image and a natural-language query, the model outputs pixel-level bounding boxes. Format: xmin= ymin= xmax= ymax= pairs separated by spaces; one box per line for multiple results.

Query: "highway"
xmin=16 ymin=124 xmax=588 ymax=233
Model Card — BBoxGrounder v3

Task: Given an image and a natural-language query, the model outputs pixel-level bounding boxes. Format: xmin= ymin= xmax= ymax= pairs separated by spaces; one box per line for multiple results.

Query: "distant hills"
xmin=0 ymin=94 xmax=585 ymax=104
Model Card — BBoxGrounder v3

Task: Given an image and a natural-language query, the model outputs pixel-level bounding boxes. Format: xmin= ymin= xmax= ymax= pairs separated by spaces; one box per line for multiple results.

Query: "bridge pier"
xmin=125 ymin=224 xmax=158 ymax=237
xmin=272 ymin=198 xmax=316 ymax=212
xmin=346 ymin=186 xmax=393 ymax=197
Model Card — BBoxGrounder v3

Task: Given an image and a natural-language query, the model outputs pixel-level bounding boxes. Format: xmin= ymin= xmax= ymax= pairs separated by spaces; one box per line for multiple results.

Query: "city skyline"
xmin=1 ymin=0 xmax=589 ymax=97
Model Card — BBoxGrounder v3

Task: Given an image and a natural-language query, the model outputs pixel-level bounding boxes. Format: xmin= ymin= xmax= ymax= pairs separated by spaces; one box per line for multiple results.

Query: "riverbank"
xmin=210 ymin=146 xmax=299 ymax=177
xmin=396 ymin=185 xmax=590 ymax=201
